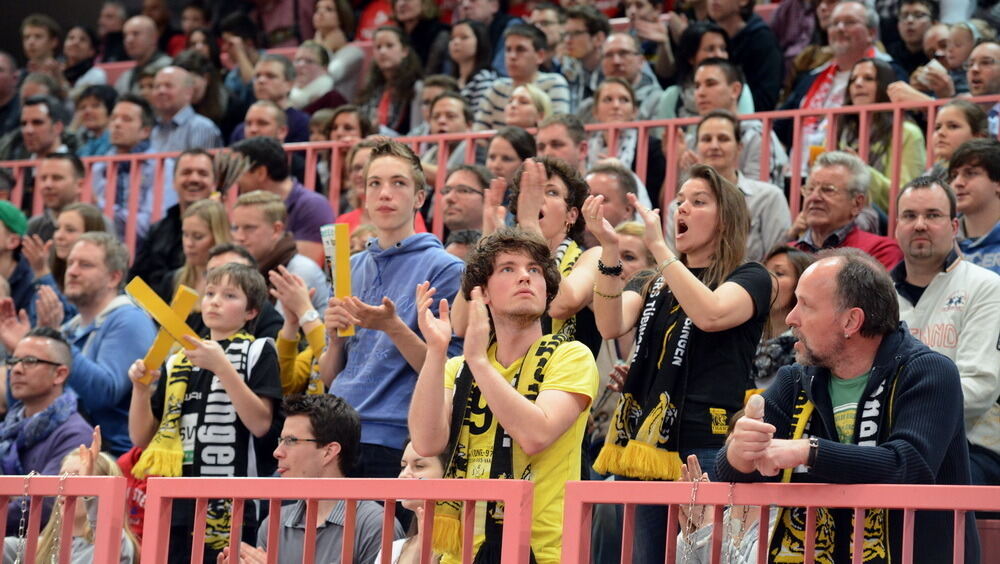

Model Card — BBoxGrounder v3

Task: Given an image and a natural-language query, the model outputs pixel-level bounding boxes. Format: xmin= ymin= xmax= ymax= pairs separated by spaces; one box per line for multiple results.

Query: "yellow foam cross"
xmin=125 ymin=278 xmax=200 ymax=384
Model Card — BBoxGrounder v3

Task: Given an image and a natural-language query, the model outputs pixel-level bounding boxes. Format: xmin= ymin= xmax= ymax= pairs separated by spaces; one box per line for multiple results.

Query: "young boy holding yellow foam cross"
xmin=127 ymin=263 xmax=282 ymax=562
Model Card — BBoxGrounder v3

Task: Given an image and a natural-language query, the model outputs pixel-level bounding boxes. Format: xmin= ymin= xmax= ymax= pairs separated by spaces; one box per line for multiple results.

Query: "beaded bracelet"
xmin=593 ymin=284 xmax=624 ymax=299
xmin=597 ymin=258 xmax=624 ymax=277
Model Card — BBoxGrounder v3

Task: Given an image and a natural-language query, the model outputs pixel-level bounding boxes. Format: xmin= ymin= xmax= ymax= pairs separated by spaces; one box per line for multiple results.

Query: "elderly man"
xmin=218 ymin=395 xmax=403 ymax=564
xmin=114 ymin=15 xmax=171 ymax=95
xmin=781 ymin=1 xmax=904 ymax=157
xmin=583 ymin=162 xmax=636 ymax=247
xmin=890 ymin=177 xmax=1000 ymax=486
xmin=129 ymin=148 xmax=214 ymax=284
xmin=579 ymin=32 xmax=661 ymax=122
xmin=149 ymin=66 xmax=222 ymax=151
xmin=473 ymin=24 xmax=570 ymax=131
xmin=229 ymin=55 xmax=310 ymax=143
xmin=721 ymin=248 xmax=980 ymax=563
xmin=793 ymin=151 xmax=903 ymax=270
xmin=92 ymin=93 xmax=178 ymax=242
xmin=1 ymin=328 xmax=93 ymax=536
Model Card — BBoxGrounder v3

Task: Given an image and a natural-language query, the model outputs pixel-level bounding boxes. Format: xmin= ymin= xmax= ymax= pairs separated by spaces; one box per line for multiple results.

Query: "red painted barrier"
xmin=140 ymin=477 xmax=534 ymax=564
xmin=561 ymin=480 xmax=1000 ymax=564
xmin=0 ymin=475 xmax=127 ymax=564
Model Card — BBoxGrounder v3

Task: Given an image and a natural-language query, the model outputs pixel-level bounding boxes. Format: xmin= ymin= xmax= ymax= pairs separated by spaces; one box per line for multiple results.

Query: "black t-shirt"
xmin=151 ymin=336 xmax=283 ymax=528
xmin=626 ymin=262 xmax=772 ymax=449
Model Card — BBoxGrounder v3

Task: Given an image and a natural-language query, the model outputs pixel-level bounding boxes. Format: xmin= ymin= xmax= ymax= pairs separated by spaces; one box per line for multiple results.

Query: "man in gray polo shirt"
xmin=218 ymin=395 xmax=402 ymax=564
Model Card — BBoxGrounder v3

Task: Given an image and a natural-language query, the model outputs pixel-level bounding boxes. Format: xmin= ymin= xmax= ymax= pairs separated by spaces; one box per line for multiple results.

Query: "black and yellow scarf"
xmin=593 ymin=273 xmax=690 ymax=480
xmin=769 ymin=374 xmax=900 ymax=563
xmin=545 ymin=238 xmax=582 ymax=338
xmin=432 ymin=333 xmax=569 ymax=563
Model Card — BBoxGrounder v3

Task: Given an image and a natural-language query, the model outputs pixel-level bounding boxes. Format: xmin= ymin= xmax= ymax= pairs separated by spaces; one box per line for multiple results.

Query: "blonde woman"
xmin=3 ymin=431 xmax=140 ymax=563
xmin=159 ymin=199 xmax=230 ymax=301
xmin=503 ymin=84 xmax=552 ymax=130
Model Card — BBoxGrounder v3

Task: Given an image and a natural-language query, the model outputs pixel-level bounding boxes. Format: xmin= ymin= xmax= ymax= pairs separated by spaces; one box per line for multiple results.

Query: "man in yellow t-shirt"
xmin=409 ymin=227 xmax=599 ymax=564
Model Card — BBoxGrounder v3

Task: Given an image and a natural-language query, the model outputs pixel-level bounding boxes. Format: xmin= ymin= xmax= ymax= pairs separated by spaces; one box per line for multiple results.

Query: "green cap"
xmin=0 ymin=201 xmax=27 ymax=236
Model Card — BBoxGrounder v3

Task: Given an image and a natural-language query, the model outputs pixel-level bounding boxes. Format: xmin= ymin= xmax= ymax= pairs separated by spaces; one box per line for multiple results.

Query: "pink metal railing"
xmin=561 ymin=480 xmax=1000 ymax=564
xmin=3 ymin=95 xmax=999 ymax=256
xmin=0 ymin=475 xmax=127 ymax=564
xmin=140 ymin=477 xmax=534 ymax=564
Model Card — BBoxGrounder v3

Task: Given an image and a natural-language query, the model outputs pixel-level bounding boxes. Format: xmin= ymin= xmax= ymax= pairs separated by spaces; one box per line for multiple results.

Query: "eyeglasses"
xmin=830 ymin=19 xmax=865 ymax=29
xmin=277 ymin=436 xmax=324 ymax=447
xmin=440 ymin=184 xmax=484 ymax=196
xmin=898 ymin=211 xmax=950 ymax=224
xmin=293 ymin=58 xmax=321 ymax=66
xmin=801 ymin=184 xmax=849 ymax=198
xmin=898 ymin=12 xmax=931 ymax=22
xmin=602 ymin=50 xmax=638 ymax=60
xmin=565 ymin=29 xmax=589 ymax=37
xmin=963 ymin=57 xmax=999 ymax=71
xmin=7 ymin=356 xmax=63 ymax=369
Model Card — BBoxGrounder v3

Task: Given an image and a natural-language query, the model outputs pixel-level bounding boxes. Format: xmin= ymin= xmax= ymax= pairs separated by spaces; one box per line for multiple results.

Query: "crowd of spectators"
xmin=0 ymin=0 xmax=997 ymax=562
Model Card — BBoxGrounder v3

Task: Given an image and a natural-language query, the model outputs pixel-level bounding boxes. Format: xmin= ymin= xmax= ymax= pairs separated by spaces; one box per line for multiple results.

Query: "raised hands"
xmin=678 ymin=454 xmax=710 ymax=535
xmin=22 ymin=235 xmax=52 ymax=278
xmin=727 ymin=394 xmax=780 ymax=475
xmin=516 ymin=159 xmax=546 ymax=235
xmin=482 ymin=176 xmax=508 ymax=237
xmin=463 ymin=287 xmax=491 ymax=363
xmin=35 ymin=286 xmax=64 ymax=330
xmin=0 ymin=298 xmax=30 ymax=352
xmin=582 ymin=194 xmax=620 ymax=248
xmin=217 ymin=542 xmax=268 ymax=564
xmin=416 ymin=281 xmax=451 ymax=353
xmin=627 ymin=193 xmax=666 ymax=252
xmin=268 ymin=266 xmax=316 ymax=322
xmin=76 ymin=426 xmax=102 ymax=477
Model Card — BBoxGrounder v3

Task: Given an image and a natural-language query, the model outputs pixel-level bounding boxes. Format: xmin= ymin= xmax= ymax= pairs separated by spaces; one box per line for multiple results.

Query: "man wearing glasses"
xmin=218 ymin=394 xmax=403 ymax=564
xmin=441 ymin=164 xmax=490 ymax=235
xmin=0 ymin=327 xmax=93 ymax=535
xmin=792 ymin=151 xmax=903 ymax=270
xmin=580 ymin=32 xmax=661 ymax=122
xmin=886 ymin=0 xmax=937 ymax=76
xmin=890 ymin=176 xmax=1000 ymax=487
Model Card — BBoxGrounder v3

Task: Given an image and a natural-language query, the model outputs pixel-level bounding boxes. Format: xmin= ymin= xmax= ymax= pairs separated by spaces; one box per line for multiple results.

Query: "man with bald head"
xmin=114 ymin=15 xmax=171 ymax=95
xmin=149 ymin=66 xmax=222 ymax=151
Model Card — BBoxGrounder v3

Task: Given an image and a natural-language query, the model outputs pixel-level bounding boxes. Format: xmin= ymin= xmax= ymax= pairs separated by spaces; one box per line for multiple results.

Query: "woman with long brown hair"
xmin=356 ymin=26 xmax=424 ymax=135
xmin=584 ymin=164 xmax=771 ymax=563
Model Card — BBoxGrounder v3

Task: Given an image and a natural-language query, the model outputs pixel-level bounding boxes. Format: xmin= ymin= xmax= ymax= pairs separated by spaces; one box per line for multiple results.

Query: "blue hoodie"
xmin=959 ymin=219 xmax=1000 ymax=276
xmin=330 ymin=233 xmax=464 ymax=450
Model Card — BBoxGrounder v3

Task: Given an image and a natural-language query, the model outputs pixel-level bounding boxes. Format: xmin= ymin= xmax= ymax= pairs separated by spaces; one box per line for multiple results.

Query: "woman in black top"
xmin=585 ymin=164 xmax=771 ymax=564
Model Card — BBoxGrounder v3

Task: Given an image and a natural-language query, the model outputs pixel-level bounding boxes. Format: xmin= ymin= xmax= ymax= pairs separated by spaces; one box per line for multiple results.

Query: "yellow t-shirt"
xmin=441 ymin=339 xmax=598 ymax=564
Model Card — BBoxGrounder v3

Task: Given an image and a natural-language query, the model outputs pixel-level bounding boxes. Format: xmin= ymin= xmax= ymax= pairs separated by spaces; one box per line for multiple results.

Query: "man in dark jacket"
xmin=719 ymin=248 xmax=979 ymax=564
xmin=128 ymin=148 xmax=215 ymax=285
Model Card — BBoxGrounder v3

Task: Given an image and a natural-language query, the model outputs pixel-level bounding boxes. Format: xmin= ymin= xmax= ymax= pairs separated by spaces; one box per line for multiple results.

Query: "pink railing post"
xmin=888 ymin=107 xmax=905 ymax=236
xmin=152 ymin=158 xmax=166 ymax=222
xmin=432 ymin=140 xmax=449 ymax=239
xmin=858 ymin=109 xmax=871 ymax=162
xmin=759 ymin=117 xmax=772 ymax=183
xmin=635 ymin=125 xmax=649 ymax=186
xmin=304 ymin=146 xmax=319 ymax=191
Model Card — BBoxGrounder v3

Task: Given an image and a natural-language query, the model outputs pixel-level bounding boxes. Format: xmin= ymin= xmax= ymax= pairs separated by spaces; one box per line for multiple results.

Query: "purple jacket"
xmin=4 ymin=411 xmax=93 ymax=535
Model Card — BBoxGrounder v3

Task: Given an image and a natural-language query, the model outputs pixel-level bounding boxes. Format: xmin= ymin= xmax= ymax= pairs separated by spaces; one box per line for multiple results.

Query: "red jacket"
xmin=795 ymin=224 xmax=903 ymax=270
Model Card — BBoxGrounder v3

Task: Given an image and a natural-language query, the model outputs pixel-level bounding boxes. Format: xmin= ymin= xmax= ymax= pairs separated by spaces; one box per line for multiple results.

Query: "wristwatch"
xmin=806 ymin=437 xmax=819 ymax=469
xmin=300 ymin=309 xmax=321 ymax=324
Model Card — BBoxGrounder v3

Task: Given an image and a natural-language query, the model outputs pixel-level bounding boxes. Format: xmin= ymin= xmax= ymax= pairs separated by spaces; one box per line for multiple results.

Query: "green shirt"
xmin=829 ymin=371 xmax=871 ymax=444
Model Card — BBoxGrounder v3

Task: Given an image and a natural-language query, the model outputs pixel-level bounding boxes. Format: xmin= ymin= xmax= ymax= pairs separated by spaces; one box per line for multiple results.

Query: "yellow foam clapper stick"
xmin=335 ymin=223 xmax=355 ymax=337
xmin=134 ymin=284 xmax=200 ymax=385
xmin=126 ymin=278 xmax=202 ymax=379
